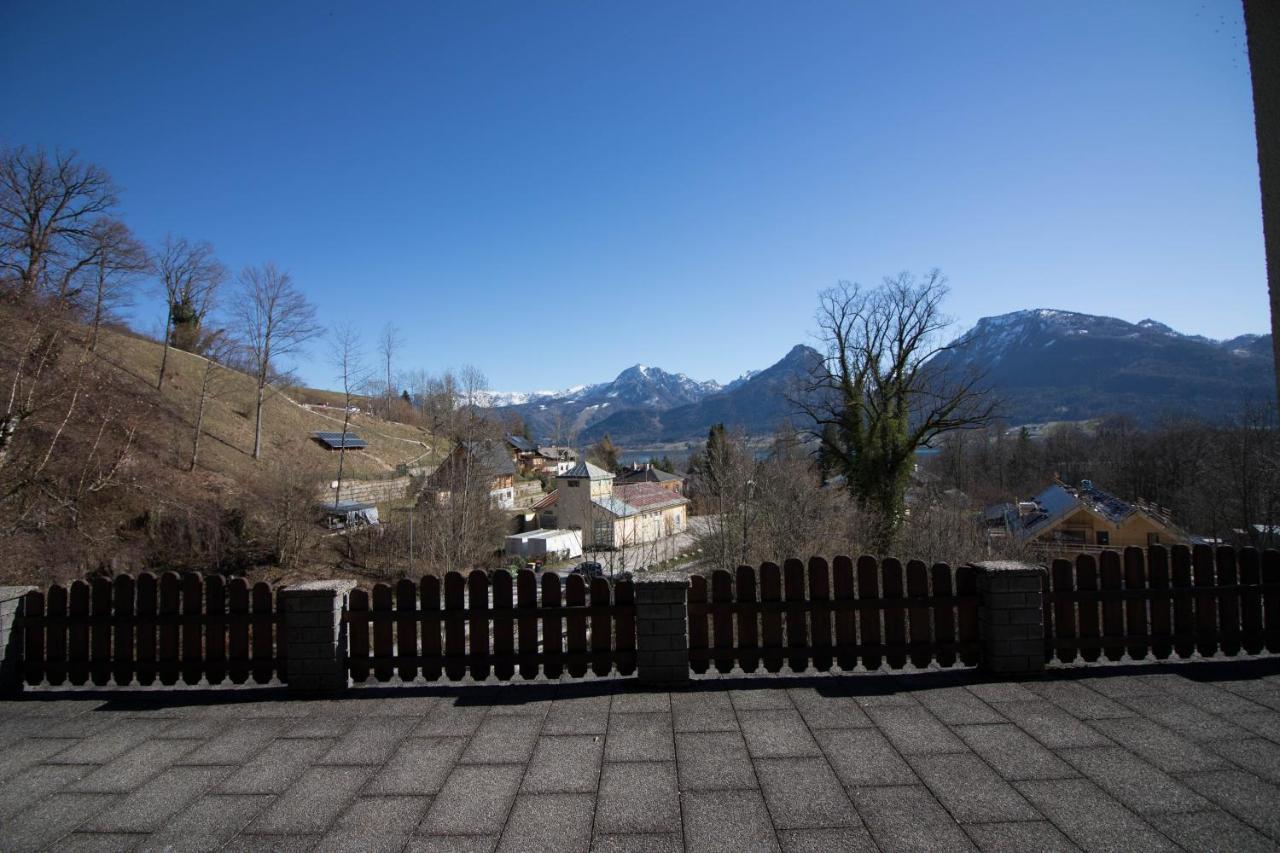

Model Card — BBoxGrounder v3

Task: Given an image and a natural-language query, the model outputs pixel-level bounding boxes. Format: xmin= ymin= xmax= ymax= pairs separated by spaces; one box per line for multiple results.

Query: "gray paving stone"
xmin=1118 ymin=695 xmax=1252 ymax=742
xmin=962 ymin=820 xmax=1080 ymax=852
xmin=413 ymin=704 xmax=489 ymax=738
xmin=1220 ymin=679 xmax=1280 ymax=712
xmin=278 ymin=714 xmax=355 ymax=739
xmin=219 ymin=738 xmax=335 ymax=794
xmin=670 ymin=690 xmax=738 ymax=732
xmin=909 ymin=753 xmax=1041 ymax=823
xmin=852 ymin=785 xmax=977 ymax=852
xmin=738 ymin=709 xmax=821 ymax=758
xmin=954 ymin=724 xmax=1077 ymax=781
xmin=915 ymin=686 xmax=1005 ymax=725
xmin=1024 ymin=680 xmax=1135 ymax=719
xmin=83 ymin=766 xmax=231 ymax=833
xmin=590 ymin=833 xmax=682 ymax=853
xmin=777 ymin=827 xmax=878 ymax=853
xmin=0 ymin=736 xmax=80 ymax=779
xmin=0 ymin=762 xmax=93 ymax=819
xmin=246 ymin=765 xmax=373 ymax=834
xmin=497 ymin=793 xmax=593 ymax=853
xmin=71 ymin=739 xmax=200 ymax=793
xmin=489 ymin=685 xmax=557 ymax=717
xmin=754 ymin=757 xmax=856 ymax=830
xmin=611 ymin=690 xmax=670 ymax=714
xmin=419 ymin=764 xmax=524 ymax=836
xmin=54 ymin=832 xmax=145 ymax=851
xmin=319 ymin=715 xmax=418 ymax=765
xmin=1209 ymin=736 xmax=1280 ymax=783
xmin=675 ymin=730 xmax=757 ymax=790
xmin=1072 ymin=674 xmax=1165 ymax=699
xmin=606 ymin=711 xmax=675 ymax=761
xmin=405 ymin=835 xmax=497 ymax=853
xmin=522 ymin=735 xmax=603 ymax=793
xmin=967 ymin=682 xmax=1039 ymax=703
xmin=1158 ymin=809 xmax=1277 ymax=853
xmin=865 ymin=704 xmax=966 ymax=755
xmin=0 ymin=792 xmax=117 ymax=852
xmin=785 ymin=687 xmax=873 ymax=729
xmin=178 ymin=719 xmax=289 ymax=765
xmin=543 ymin=696 xmax=610 ymax=735
xmin=1089 ymin=717 xmax=1228 ymax=773
xmin=460 ymin=715 xmax=541 ymax=764
xmin=816 ymin=728 xmax=917 ymax=787
xmin=222 ymin=834 xmax=318 ymax=852
xmin=337 ymin=795 xmax=431 ymax=832
xmin=682 ymin=789 xmax=779 ymax=853
xmin=369 ymin=737 xmax=468 ymax=795
xmin=144 ymin=793 xmax=273 ymax=852
xmin=1015 ymin=778 xmax=1177 ymax=852
xmin=1057 ymin=746 xmax=1210 ymax=814
xmin=45 ymin=719 xmax=174 ymax=765
xmin=1235 ymin=710 xmax=1280 ymax=743
xmin=595 ymin=761 xmax=679 ymax=834
xmin=1147 ymin=674 xmax=1269 ymax=715
xmin=1182 ymin=769 xmax=1280 ymax=841
xmin=312 ymin=829 xmax=408 ymax=853
xmin=730 ymin=688 xmax=794 ymax=710
xmin=990 ymin=700 xmax=1114 ymax=749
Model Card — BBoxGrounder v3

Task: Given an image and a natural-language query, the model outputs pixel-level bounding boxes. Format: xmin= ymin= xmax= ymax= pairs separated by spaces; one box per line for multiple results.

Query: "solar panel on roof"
xmin=312 ymin=431 xmax=368 ymax=449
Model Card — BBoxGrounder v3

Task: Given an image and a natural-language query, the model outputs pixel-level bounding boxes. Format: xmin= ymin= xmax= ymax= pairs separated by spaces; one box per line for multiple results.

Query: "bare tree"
xmin=796 ymin=271 xmax=996 ymax=551
xmin=189 ymin=331 xmax=234 ymax=472
xmin=232 ymin=262 xmax=321 ymax=460
xmin=377 ymin=322 xmax=402 ymax=402
xmin=155 ymin=237 xmax=226 ymax=390
xmin=330 ymin=323 xmax=371 ymax=506
xmin=0 ymin=147 xmax=117 ymax=301
xmin=81 ymin=219 xmax=151 ymax=352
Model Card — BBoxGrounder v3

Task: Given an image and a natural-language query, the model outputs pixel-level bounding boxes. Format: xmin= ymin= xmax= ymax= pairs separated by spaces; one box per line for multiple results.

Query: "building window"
xmin=1147 ymin=533 xmax=1160 ymax=546
xmin=567 ymin=480 xmax=579 ymax=488
xmin=593 ymin=518 xmax=612 ymax=546
xmin=1096 ymin=531 xmax=1109 ymax=546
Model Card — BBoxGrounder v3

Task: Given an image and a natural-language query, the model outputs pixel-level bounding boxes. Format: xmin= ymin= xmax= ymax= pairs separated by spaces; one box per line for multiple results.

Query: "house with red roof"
xmin=534 ymin=460 xmax=690 ymax=549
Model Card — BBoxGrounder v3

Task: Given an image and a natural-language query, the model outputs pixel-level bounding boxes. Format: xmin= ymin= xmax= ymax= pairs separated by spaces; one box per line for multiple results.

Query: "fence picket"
xmin=250 ymin=582 xmax=273 ymax=684
xmin=494 ymin=571 xmax=515 ymax=680
xmin=1192 ymin=544 xmax=1218 ymax=657
xmin=857 ymin=556 xmax=882 ymax=670
xmin=688 ymin=575 xmax=709 ymax=675
xmin=468 ymin=571 xmax=490 ymax=681
xmin=1171 ymin=546 xmax=1195 ymax=658
xmin=736 ymin=565 xmax=760 ymax=673
xmin=932 ymin=563 xmax=956 ymax=668
xmin=1099 ymin=550 xmax=1124 ymax=661
xmin=68 ymin=580 xmax=90 ymax=686
xmin=46 ymin=584 xmax=68 ymax=686
xmin=444 ymin=573 xmax=466 ymax=681
xmin=90 ymin=576 xmax=112 ymax=686
xmin=784 ymin=558 xmax=809 ymax=672
xmin=1148 ymin=546 xmax=1172 ymax=660
xmin=1123 ymin=548 xmax=1148 ymax=661
xmin=275 ymin=587 xmax=288 ymax=677
xmin=542 ymin=572 xmax=563 ymax=680
xmin=955 ymin=564 xmax=979 ymax=666
xmin=1076 ymin=556 xmax=1101 ymax=663
xmin=906 ymin=560 xmax=931 ymax=669
xmin=711 ymin=570 xmax=735 ymax=674
xmin=421 ymin=576 xmax=442 ymax=681
xmin=228 ymin=578 xmax=249 ymax=684
xmin=373 ymin=583 xmax=394 ymax=682
xmin=397 ymin=578 xmax=419 ymax=683
xmin=565 ymin=574 xmax=588 ymax=679
xmin=205 ymin=575 xmax=225 ymax=685
xmin=113 ymin=575 xmax=136 ymax=686
xmin=1239 ymin=548 xmax=1264 ymax=655
xmin=1051 ymin=559 xmax=1076 ymax=663
xmin=517 ymin=570 xmax=538 ymax=679
xmin=809 ymin=557 xmax=833 ymax=672
xmin=760 ymin=562 xmax=784 ymax=673
xmin=1263 ymin=549 xmax=1280 ymax=653
xmin=180 ymin=573 xmax=203 ymax=685
xmin=881 ymin=558 xmax=907 ymax=670
xmin=22 ymin=590 xmax=44 ymax=686
xmin=1216 ymin=546 xmax=1242 ymax=657
xmin=832 ymin=557 xmax=856 ymax=671
xmin=348 ymin=588 xmax=370 ymax=682
xmin=614 ymin=577 xmax=636 ymax=676
xmin=590 ymin=577 xmax=611 ymax=676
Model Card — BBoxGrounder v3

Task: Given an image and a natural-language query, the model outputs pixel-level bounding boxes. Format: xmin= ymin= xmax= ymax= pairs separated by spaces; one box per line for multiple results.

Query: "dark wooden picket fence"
xmin=1046 ymin=544 xmax=1280 ymax=663
xmin=343 ymin=570 xmax=637 ymax=681
xmin=19 ymin=573 xmax=284 ymax=687
xmin=687 ymin=557 xmax=980 ymax=673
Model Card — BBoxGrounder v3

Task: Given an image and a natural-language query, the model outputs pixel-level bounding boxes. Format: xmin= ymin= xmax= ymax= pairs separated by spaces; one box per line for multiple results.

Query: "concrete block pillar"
xmin=0 ymin=587 xmax=36 ymax=696
xmin=973 ymin=561 xmax=1047 ymax=676
xmin=280 ymin=580 xmax=357 ymax=693
xmin=634 ymin=574 xmax=690 ymax=685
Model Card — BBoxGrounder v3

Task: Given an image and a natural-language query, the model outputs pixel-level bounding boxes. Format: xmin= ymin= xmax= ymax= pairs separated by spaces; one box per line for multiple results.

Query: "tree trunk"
xmin=1244 ymin=0 xmax=1280 ymax=407
xmin=252 ymin=378 xmax=265 ymax=460
xmin=190 ymin=385 xmax=207 ymax=471
xmin=157 ymin=313 xmax=172 ymax=391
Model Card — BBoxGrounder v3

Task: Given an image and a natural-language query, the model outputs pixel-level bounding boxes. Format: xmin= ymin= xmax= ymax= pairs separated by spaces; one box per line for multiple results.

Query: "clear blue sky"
xmin=0 ymin=1 xmax=1264 ymax=392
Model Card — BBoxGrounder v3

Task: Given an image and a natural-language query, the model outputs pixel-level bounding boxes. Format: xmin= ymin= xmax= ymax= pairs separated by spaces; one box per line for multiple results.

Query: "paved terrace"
xmin=2 ymin=660 xmax=1280 ymax=852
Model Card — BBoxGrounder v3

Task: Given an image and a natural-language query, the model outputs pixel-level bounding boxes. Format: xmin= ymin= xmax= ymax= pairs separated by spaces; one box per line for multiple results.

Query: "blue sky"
xmin=0 ymin=1 xmax=1264 ymax=392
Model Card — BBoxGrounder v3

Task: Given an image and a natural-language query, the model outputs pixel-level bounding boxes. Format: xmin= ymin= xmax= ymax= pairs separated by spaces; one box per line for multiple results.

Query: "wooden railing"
xmin=343 ymin=570 xmax=637 ymax=681
xmin=1046 ymin=545 xmax=1280 ymax=663
xmin=686 ymin=557 xmax=979 ymax=673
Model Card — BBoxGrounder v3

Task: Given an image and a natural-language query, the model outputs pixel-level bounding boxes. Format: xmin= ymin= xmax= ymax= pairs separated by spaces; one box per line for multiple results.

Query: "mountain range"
xmin=487 ymin=310 xmax=1275 ymax=446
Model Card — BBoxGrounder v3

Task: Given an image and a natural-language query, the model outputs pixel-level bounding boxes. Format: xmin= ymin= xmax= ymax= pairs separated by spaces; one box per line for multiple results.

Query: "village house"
xmin=614 ymin=462 xmax=684 ymax=493
xmin=503 ymin=434 xmax=579 ymax=476
xmin=988 ymin=480 xmax=1185 ymax=552
xmin=533 ymin=461 xmax=689 ymax=549
xmin=421 ymin=439 xmax=517 ymax=510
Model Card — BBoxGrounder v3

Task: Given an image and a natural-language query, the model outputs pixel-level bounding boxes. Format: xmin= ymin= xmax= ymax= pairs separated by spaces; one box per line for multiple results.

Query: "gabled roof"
xmin=505 ymin=434 xmax=536 ymax=453
xmin=615 ymin=466 xmax=681 ymax=485
xmin=536 ymin=446 xmax=576 ymax=460
xmin=614 ymin=482 xmax=689 ymax=510
xmin=460 ymin=440 xmax=517 ymax=476
xmin=533 ymin=489 xmax=559 ymax=510
xmin=561 ymin=460 xmax=614 ymax=480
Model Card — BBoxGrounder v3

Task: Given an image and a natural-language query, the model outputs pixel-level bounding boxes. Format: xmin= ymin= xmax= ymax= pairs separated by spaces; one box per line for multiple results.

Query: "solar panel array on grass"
xmin=312 ymin=431 xmax=368 ymax=449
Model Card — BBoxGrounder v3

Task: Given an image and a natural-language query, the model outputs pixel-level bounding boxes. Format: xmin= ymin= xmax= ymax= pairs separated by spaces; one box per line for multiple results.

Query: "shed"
xmin=504 ymin=529 xmax=583 ymax=561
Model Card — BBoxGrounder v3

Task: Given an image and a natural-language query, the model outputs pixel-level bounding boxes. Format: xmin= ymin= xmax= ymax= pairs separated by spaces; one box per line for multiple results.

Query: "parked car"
xmin=573 ymin=561 xmax=604 ymax=578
